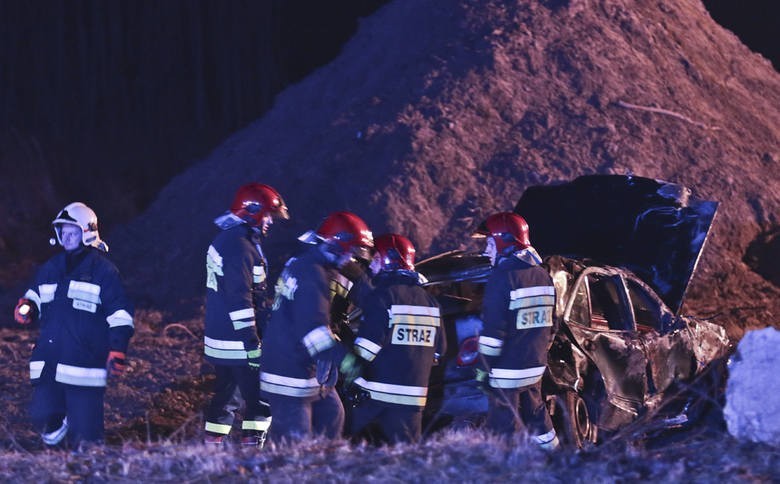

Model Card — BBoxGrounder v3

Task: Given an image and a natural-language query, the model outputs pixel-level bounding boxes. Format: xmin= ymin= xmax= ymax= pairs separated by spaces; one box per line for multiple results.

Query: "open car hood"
xmin=513 ymin=175 xmax=718 ymax=315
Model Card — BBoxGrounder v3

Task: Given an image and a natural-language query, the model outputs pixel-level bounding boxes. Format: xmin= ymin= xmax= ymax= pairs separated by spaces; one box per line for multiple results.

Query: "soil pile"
xmin=110 ymin=0 xmax=779 ymax=336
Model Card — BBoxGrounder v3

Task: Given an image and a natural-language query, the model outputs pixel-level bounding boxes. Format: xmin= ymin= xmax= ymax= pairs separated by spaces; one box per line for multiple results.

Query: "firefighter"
xmin=341 ymin=234 xmax=446 ymax=444
xmin=472 ymin=212 xmax=559 ymax=450
xmin=14 ymin=202 xmax=134 ymax=447
xmin=260 ymin=211 xmax=374 ymax=443
xmin=203 ymin=183 xmax=289 ymax=446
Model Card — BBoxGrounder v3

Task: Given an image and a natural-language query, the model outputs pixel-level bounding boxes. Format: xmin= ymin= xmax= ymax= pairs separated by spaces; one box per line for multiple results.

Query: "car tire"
xmin=554 ymin=391 xmax=598 ymax=449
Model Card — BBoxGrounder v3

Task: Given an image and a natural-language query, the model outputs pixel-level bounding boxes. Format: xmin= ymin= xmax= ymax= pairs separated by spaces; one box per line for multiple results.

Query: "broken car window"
xmin=588 ymin=274 xmax=631 ymax=331
xmin=626 ymin=278 xmax=663 ymax=333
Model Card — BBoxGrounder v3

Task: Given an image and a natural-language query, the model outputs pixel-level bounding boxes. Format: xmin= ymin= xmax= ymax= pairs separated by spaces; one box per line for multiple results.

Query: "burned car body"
xmin=417 ymin=175 xmax=732 ymax=446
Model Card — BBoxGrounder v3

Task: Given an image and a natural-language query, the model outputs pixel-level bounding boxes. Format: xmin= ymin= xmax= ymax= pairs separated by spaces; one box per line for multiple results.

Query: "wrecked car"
xmin=416 ymin=175 xmax=732 ymax=447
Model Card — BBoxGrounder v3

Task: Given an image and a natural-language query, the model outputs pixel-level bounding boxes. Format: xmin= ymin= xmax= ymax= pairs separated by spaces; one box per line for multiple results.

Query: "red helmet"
xmin=473 ymin=212 xmax=530 ymax=254
xmin=373 ymin=233 xmax=416 ymax=272
xmin=315 ymin=211 xmax=374 ymax=260
xmin=229 ymin=183 xmax=289 ymax=226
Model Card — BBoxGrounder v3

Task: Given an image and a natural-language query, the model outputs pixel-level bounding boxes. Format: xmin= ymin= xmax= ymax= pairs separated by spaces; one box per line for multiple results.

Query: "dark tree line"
xmin=0 ymin=0 xmax=386 ymax=219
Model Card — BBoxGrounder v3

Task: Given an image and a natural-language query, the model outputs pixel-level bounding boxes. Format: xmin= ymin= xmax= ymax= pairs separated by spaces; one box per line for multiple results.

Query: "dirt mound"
xmin=110 ymin=0 xmax=779 ymax=336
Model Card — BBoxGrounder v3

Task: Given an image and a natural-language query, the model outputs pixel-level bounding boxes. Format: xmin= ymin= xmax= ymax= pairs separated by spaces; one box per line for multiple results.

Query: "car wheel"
xmin=554 ymin=391 xmax=598 ymax=449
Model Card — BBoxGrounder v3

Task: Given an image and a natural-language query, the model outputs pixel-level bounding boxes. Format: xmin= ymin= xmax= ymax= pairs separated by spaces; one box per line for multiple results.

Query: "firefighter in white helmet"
xmin=14 ymin=202 xmax=134 ymax=447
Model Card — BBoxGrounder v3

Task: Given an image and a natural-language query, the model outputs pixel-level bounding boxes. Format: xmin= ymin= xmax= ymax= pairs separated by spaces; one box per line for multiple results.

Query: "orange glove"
xmin=107 ymin=351 xmax=127 ymax=376
xmin=14 ymin=298 xmax=37 ymax=325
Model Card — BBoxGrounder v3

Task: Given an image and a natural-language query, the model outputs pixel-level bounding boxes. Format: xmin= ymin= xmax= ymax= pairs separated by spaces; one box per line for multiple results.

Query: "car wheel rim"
xmin=575 ymin=397 xmax=590 ymax=437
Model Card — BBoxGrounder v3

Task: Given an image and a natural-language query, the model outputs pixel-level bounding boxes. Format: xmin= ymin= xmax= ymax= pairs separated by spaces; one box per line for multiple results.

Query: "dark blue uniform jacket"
xmin=478 ymin=250 xmax=555 ymax=389
xmin=352 ymin=271 xmax=446 ymax=407
xmin=204 ymin=225 xmax=267 ymax=366
xmin=260 ymin=246 xmax=345 ymax=398
xmin=24 ymin=247 xmax=134 ymax=387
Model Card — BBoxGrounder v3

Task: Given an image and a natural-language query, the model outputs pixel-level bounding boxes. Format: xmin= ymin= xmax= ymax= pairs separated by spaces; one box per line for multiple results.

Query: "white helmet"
xmin=51 ymin=202 xmax=108 ymax=252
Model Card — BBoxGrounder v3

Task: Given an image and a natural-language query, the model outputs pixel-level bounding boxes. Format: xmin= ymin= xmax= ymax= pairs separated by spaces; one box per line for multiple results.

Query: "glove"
xmin=339 ymin=352 xmax=364 ymax=387
xmin=475 ymin=368 xmax=492 ymax=396
xmin=247 ymin=345 xmax=261 ymax=370
xmin=14 ymin=298 xmax=37 ymax=325
xmin=107 ymin=351 xmax=127 ymax=376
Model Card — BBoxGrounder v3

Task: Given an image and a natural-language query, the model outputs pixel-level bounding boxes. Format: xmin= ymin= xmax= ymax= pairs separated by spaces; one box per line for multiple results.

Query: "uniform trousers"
xmin=205 ymin=364 xmax=271 ymax=436
xmin=264 ymin=388 xmax=344 ymax=443
xmin=350 ymin=400 xmax=423 ymax=443
xmin=485 ymin=382 xmax=553 ymax=436
xmin=30 ymin=379 xmax=105 ymax=445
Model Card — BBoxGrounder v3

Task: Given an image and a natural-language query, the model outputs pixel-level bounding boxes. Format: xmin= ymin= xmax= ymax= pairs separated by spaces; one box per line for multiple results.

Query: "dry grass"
xmin=0 ymin=429 xmax=776 ymax=483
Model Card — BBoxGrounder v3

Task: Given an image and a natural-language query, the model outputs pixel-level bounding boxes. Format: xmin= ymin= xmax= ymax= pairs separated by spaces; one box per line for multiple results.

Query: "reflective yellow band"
xmin=229 ymin=308 xmax=256 ymax=330
xmin=205 ymin=422 xmax=232 ymax=435
xmin=253 ymin=265 xmax=266 ymax=284
xmin=229 ymin=308 xmax=255 ymax=321
xmin=25 ymin=289 xmax=42 ymax=308
xmin=242 ymin=418 xmax=272 ymax=432
xmin=354 ymin=377 xmax=428 ymax=406
xmin=534 ymin=429 xmax=559 ymax=450
xmin=478 ymin=336 xmax=503 ymax=356
xmin=30 ymin=360 xmax=45 ymax=380
xmin=204 ymin=336 xmax=244 ymax=349
xmin=67 ymin=281 xmax=102 ymax=304
xmin=107 ymin=309 xmax=134 ymax=328
xmin=489 ymin=366 xmax=546 ymax=389
xmin=390 ymin=304 xmax=440 ymax=317
xmin=207 ymin=245 xmax=223 ymax=267
xmin=232 ymin=319 xmax=256 ymax=331
xmin=38 ymin=284 xmax=57 ymax=303
xmin=55 ymin=363 xmax=107 ymax=387
xmin=329 ymin=274 xmax=353 ymax=299
xmin=354 ymin=337 xmax=381 ymax=361
xmin=302 ymin=325 xmax=336 ymax=357
xmin=509 ymin=286 xmax=554 ymax=300
xmin=260 ymin=372 xmax=320 ymax=398
xmin=509 ymin=294 xmax=555 ymax=310
xmin=389 ymin=305 xmax=441 ymax=328
xmin=204 ymin=336 xmax=247 ymax=360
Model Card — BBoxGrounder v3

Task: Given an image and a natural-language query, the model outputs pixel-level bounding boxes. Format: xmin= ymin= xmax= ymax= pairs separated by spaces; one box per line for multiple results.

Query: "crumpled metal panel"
xmin=566 ymin=324 xmax=647 ymax=414
xmin=639 ymin=325 xmax=694 ymax=395
xmin=686 ymin=317 xmax=732 ymax=371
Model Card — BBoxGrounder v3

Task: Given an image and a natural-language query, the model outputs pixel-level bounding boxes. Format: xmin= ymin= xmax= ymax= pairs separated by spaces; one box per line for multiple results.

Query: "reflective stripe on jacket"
xmin=479 ymin=249 xmax=554 ymax=389
xmin=204 ymin=225 xmax=266 ymax=366
xmin=260 ymin=246 xmax=344 ymax=398
xmin=26 ymin=247 xmax=134 ymax=388
xmin=353 ymin=271 xmax=446 ymax=407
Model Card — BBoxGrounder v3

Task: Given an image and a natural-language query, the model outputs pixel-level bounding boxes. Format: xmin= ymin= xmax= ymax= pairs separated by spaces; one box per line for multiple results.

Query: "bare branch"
xmin=616 ymin=100 xmax=721 ymax=131
xmin=162 ymin=323 xmax=197 ymax=339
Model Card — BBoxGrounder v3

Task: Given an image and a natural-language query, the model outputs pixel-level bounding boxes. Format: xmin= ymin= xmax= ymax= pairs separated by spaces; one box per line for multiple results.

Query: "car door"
xmin=564 ymin=269 xmax=649 ymax=414
xmin=626 ymin=276 xmax=694 ymax=395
